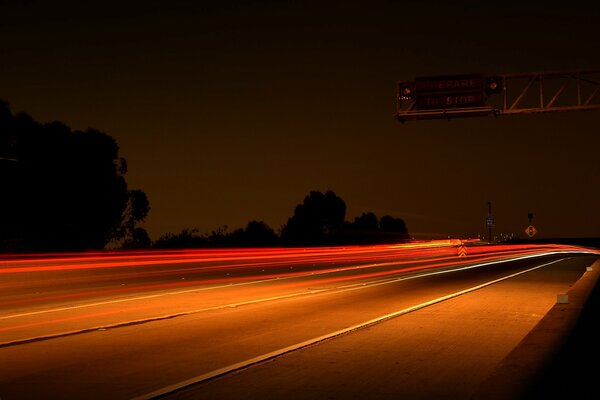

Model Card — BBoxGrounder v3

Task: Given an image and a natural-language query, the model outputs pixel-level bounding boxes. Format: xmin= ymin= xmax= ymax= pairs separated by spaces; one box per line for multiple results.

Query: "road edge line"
xmin=131 ymin=258 xmax=567 ymax=400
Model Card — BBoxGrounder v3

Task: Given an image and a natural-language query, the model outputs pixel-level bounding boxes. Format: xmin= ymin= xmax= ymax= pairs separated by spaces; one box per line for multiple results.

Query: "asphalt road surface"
xmin=0 ymin=242 xmax=598 ymax=400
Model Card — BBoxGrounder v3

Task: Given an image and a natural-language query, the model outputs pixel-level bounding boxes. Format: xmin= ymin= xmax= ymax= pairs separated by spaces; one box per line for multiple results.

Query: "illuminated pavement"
xmin=0 ymin=242 xmax=598 ymax=399
xmin=161 ymin=256 xmax=600 ymax=400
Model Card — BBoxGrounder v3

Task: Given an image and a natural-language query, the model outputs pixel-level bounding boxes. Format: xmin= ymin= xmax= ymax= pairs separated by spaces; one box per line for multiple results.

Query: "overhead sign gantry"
xmin=396 ymin=69 xmax=600 ymax=122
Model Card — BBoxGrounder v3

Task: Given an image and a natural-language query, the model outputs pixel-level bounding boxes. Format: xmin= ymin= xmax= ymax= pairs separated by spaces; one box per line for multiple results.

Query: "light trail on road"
xmin=0 ymin=240 xmax=577 ymax=273
xmin=1 ymin=240 xmax=598 ymax=345
xmin=2 ymin=241 xmax=597 ymax=309
xmin=131 ymin=257 xmax=572 ymax=400
xmin=1 ymin=240 xmax=599 ymax=400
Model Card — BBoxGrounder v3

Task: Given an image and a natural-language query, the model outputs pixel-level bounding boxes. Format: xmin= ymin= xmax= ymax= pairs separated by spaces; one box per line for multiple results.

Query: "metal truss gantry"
xmin=396 ymin=69 xmax=600 ymax=122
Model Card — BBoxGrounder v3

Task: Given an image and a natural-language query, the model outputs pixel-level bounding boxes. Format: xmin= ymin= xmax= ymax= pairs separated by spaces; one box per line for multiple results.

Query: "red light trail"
xmin=1 ymin=240 xmax=599 ymax=400
xmin=1 ymin=240 xmax=597 ymax=347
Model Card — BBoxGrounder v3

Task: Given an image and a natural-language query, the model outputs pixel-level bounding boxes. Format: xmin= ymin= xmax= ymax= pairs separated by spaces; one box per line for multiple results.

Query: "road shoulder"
xmin=472 ymin=257 xmax=600 ymax=399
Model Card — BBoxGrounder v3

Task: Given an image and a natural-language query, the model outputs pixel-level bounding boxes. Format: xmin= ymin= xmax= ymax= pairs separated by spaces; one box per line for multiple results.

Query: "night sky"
xmin=2 ymin=0 xmax=600 ymax=241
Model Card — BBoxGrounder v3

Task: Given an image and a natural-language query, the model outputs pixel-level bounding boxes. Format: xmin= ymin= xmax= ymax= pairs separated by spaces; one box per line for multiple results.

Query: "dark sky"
xmin=2 ymin=0 xmax=600 ymax=241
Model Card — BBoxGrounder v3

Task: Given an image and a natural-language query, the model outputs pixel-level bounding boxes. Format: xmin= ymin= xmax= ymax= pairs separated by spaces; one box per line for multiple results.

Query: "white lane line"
xmin=0 ymin=289 xmax=328 ymax=348
xmin=131 ymin=257 xmax=570 ymax=400
xmin=1 ymin=250 xmax=587 ymax=321
xmin=0 ymin=261 xmax=388 ymax=320
xmin=0 ymin=252 xmax=588 ymax=349
xmin=0 ymin=277 xmax=296 ymax=321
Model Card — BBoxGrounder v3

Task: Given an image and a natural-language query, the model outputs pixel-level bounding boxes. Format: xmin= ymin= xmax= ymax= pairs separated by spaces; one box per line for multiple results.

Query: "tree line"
xmin=0 ymin=101 xmax=409 ymax=251
xmin=154 ymin=190 xmax=409 ymax=248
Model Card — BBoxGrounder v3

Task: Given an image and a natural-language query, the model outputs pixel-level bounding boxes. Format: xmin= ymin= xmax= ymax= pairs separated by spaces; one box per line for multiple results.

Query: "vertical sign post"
xmin=486 ymin=201 xmax=495 ymax=243
xmin=525 ymin=213 xmax=537 ymax=238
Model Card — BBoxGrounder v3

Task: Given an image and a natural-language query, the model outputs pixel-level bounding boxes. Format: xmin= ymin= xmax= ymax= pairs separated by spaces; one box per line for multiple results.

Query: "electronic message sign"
xmin=414 ymin=74 xmax=485 ymax=110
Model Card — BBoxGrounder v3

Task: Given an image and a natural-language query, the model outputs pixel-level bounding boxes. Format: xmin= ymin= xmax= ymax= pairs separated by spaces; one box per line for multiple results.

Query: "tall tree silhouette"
xmin=379 ymin=215 xmax=410 ymax=242
xmin=0 ymin=100 xmax=149 ymax=251
xmin=281 ymin=190 xmax=346 ymax=245
xmin=351 ymin=212 xmax=379 ymax=231
xmin=228 ymin=220 xmax=279 ymax=247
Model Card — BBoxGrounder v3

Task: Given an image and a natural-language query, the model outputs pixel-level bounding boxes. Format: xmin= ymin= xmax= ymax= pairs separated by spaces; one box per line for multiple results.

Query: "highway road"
xmin=0 ymin=241 xmax=598 ymax=400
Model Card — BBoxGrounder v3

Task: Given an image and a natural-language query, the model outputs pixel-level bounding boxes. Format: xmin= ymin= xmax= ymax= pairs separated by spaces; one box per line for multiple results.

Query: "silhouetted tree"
xmin=113 ymin=189 xmax=151 ymax=246
xmin=335 ymin=212 xmax=381 ymax=244
xmin=228 ymin=220 xmax=279 ymax=247
xmin=207 ymin=225 xmax=230 ymax=246
xmin=244 ymin=220 xmax=278 ymax=245
xmin=281 ymin=190 xmax=346 ymax=245
xmin=351 ymin=212 xmax=379 ymax=231
xmin=153 ymin=228 xmax=208 ymax=248
xmin=379 ymin=215 xmax=410 ymax=242
xmin=379 ymin=215 xmax=408 ymax=232
xmin=121 ymin=227 xmax=152 ymax=249
xmin=0 ymin=100 xmax=149 ymax=252
xmin=149 ymin=191 xmax=410 ymax=249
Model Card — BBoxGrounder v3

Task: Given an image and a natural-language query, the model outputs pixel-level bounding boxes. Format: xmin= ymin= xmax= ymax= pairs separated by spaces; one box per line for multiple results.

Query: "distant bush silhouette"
xmin=153 ymin=228 xmax=208 ymax=249
xmin=377 ymin=215 xmax=410 ymax=242
xmin=227 ymin=221 xmax=280 ymax=247
xmin=333 ymin=212 xmax=410 ymax=245
xmin=352 ymin=212 xmax=379 ymax=231
xmin=0 ymin=100 xmax=150 ymax=252
xmin=153 ymin=221 xmax=279 ymax=249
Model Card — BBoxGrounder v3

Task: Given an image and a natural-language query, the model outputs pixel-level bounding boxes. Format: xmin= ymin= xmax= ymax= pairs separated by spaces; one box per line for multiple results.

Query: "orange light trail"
xmin=1 ymin=241 xmax=597 ymax=309
xmin=0 ymin=241 xmax=582 ymax=274
xmin=1 ymin=241 xmax=598 ymax=345
xmin=1 ymin=242 xmax=595 ymax=280
xmin=0 ymin=308 xmax=135 ymax=333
